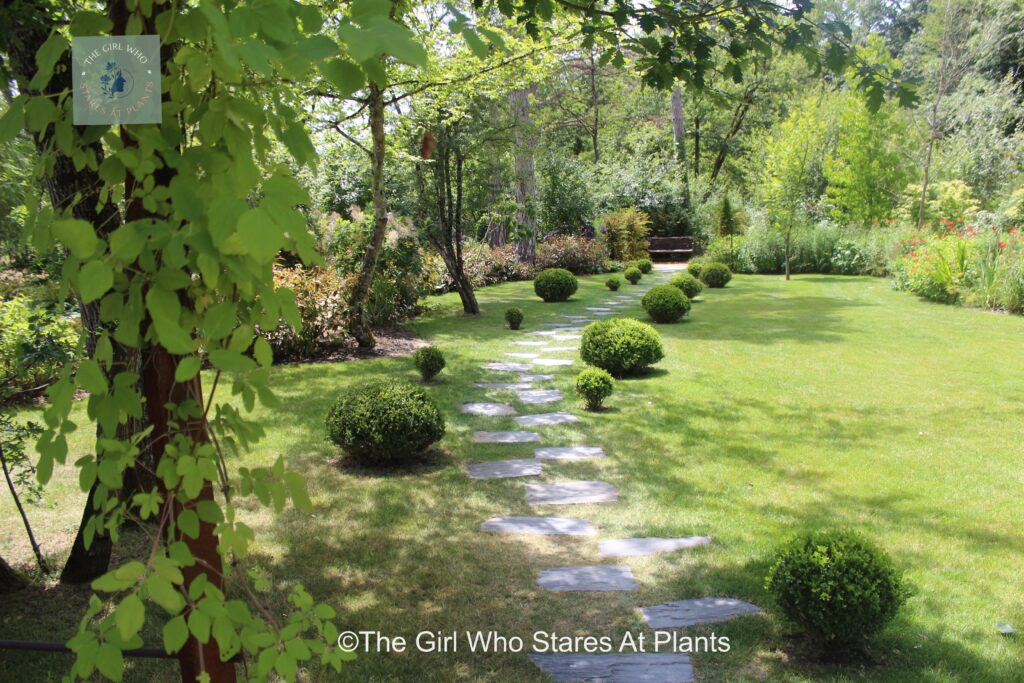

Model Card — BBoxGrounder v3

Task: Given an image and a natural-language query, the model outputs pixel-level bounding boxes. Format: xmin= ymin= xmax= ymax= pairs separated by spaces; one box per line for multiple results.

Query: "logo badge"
xmin=72 ymin=35 xmax=161 ymax=125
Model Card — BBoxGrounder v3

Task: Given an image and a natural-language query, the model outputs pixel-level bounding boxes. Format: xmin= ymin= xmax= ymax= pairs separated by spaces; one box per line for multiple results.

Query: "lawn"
xmin=3 ymin=271 xmax=1023 ymax=682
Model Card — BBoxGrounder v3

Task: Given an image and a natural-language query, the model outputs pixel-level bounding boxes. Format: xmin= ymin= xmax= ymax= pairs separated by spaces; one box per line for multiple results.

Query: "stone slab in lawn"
xmin=592 ymin=311 xmax=615 ymax=316
xmin=482 ymin=362 xmax=532 ymax=372
xmin=537 ymin=565 xmax=636 ymax=592
xmin=529 ymin=330 xmax=562 ymax=336
xmin=516 ymin=389 xmax=563 ymax=404
xmin=533 ymin=358 xmax=574 ymax=367
xmin=474 ymin=382 xmax=533 ymax=390
xmin=599 ymin=536 xmax=712 ymax=558
xmin=519 ymin=374 xmax=554 ymax=382
xmin=513 ymin=340 xmax=548 ymax=347
xmin=460 ymin=402 xmax=517 ymax=417
xmin=516 ymin=411 xmax=579 ymax=426
xmin=474 ymin=431 xmax=541 ymax=443
xmin=560 ymin=314 xmax=592 ymax=320
xmin=541 ymin=322 xmax=577 ymax=327
xmin=480 ymin=516 xmax=596 ymax=536
xmin=553 ymin=334 xmax=582 ymax=341
xmin=535 ymin=446 xmax=606 ymax=460
xmin=541 ymin=346 xmax=578 ymax=353
xmin=466 ymin=459 xmax=542 ymax=480
xmin=526 ymin=480 xmax=618 ymax=505
xmin=529 ymin=654 xmax=693 ymax=683
xmin=641 ymin=598 xmax=761 ymax=629
xmin=586 ymin=307 xmax=613 ymax=312
xmin=505 ymin=352 xmax=539 ymax=359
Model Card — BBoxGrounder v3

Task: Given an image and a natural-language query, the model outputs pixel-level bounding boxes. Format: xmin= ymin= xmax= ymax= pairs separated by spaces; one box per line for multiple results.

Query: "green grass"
xmin=3 ymin=272 xmax=1024 ymax=681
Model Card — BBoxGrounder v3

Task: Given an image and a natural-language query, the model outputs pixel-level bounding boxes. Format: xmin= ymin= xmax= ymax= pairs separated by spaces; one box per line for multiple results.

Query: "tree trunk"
xmin=510 ymin=86 xmax=538 ymax=263
xmin=0 ymin=554 xmax=27 ymax=593
xmin=693 ymin=116 xmax=701 ymax=177
xmin=670 ymin=85 xmax=692 ymax=234
xmin=784 ymin=226 xmax=792 ymax=281
xmin=347 ymin=82 xmax=389 ymax=348
xmin=588 ymin=49 xmax=599 ymax=163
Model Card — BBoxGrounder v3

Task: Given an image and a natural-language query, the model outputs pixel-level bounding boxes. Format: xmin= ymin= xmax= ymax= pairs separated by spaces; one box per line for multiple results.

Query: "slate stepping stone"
xmin=505 ymin=352 xmax=539 ymax=359
xmin=474 ymin=431 xmax=541 ymax=443
xmin=537 ymin=565 xmax=636 ymax=592
xmin=516 ymin=411 xmax=579 ymax=426
xmin=529 ymin=330 xmax=562 ymax=336
xmin=528 ymin=654 xmax=693 ymax=683
xmin=483 ymin=362 xmax=532 ymax=372
xmin=480 ymin=516 xmax=596 ymax=536
xmin=541 ymin=346 xmax=577 ymax=353
xmin=541 ymin=322 xmax=576 ymax=327
xmin=519 ymin=374 xmax=554 ymax=382
xmin=559 ymin=315 xmax=591 ymax=320
xmin=516 ymin=389 xmax=563 ymax=404
xmin=598 ymin=536 xmax=712 ymax=558
xmin=553 ymin=334 xmax=582 ymax=341
xmin=641 ymin=598 xmax=761 ymax=629
xmin=466 ymin=459 xmax=542 ymax=480
xmin=474 ymin=382 xmax=532 ymax=390
xmin=513 ymin=340 xmax=548 ymax=347
xmin=586 ymin=307 xmax=613 ymax=312
xmin=535 ymin=446 xmax=606 ymax=460
xmin=526 ymin=480 xmax=617 ymax=504
xmin=460 ymin=402 xmax=517 ymax=416
xmin=592 ymin=311 xmax=615 ymax=316
xmin=533 ymin=358 xmax=574 ymax=367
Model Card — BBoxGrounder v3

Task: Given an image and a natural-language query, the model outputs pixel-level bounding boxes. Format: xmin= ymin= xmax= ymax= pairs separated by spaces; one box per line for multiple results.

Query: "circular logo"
xmin=99 ymin=60 xmax=135 ymax=100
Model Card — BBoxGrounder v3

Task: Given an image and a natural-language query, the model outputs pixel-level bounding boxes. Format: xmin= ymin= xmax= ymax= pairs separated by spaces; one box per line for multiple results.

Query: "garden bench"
xmin=648 ymin=236 xmax=694 ymax=261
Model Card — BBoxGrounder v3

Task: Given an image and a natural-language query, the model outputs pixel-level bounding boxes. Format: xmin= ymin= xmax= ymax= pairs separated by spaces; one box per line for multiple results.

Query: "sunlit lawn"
xmin=3 ymin=271 xmax=1023 ymax=681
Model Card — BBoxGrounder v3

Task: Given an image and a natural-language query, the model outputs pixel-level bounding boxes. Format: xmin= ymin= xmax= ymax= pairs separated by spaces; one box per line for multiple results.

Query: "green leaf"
xmin=76 ymin=359 xmax=108 ymax=395
xmin=208 ymin=349 xmax=257 ymax=373
xmin=24 ymin=96 xmax=57 ymax=132
xmin=235 ymin=208 xmax=282 ymax=262
xmin=177 ymin=509 xmax=200 ymax=539
xmin=284 ymin=472 xmax=312 ymax=512
xmin=318 ymin=59 xmax=365 ymax=98
xmin=79 ymin=260 xmax=114 ymax=303
xmin=115 ymin=594 xmax=146 ymax=640
xmin=163 ymin=615 xmax=188 ymax=653
xmin=188 ymin=610 xmax=212 ymax=644
xmin=0 ymin=96 xmax=25 ymax=143
xmin=350 ymin=0 xmax=392 ymax=23
xmin=95 ymin=642 xmax=124 ymax=681
xmin=70 ymin=11 xmax=113 ymax=36
xmin=174 ymin=356 xmax=202 ymax=382
xmin=203 ymin=302 xmax=237 ymax=341
xmin=53 ymin=219 xmax=99 ymax=258
xmin=148 ymin=576 xmax=185 ymax=613
xmin=29 ymin=33 xmax=69 ymax=90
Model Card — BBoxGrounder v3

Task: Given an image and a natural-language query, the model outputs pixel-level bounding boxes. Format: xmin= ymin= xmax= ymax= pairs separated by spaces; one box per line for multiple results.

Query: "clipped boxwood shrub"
xmin=606 ymin=277 xmax=622 ymax=291
xmin=765 ymin=529 xmax=909 ymax=649
xmin=669 ymin=272 xmax=704 ymax=299
xmin=575 ymin=367 xmax=614 ymax=410
xmin=699 ymin=261 xmax=733 ymax=288
xmin=534 ymin=268 xmax=579 ymax=302
xmin=623 ymin=266 xmax=642 ymax=284
xmin=642 ymin=285 xmax=691 ymax=323
xmin=686 ymin=258 xmax=708 ymax=280
xmin=633 ymin=258 xmax=653 ymax=274
xmin=413 ymin=346 xmax=445 ymax=382
xmin=580 ymin=318 xmax=664 ymax=376
xmin=326 ymin=380 xmax=446 ymax=465
xmin=505 ymin=307 xmax=524 ymax=330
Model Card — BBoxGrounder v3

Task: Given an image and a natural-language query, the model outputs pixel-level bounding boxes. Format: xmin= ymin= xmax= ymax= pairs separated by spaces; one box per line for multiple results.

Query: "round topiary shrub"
xmin=634 ymin=258 xmax=653 ymax=274
xmin=669 ymin=272 xmax=704 ymax=300
xmin=505 ymin=307 xmax=524 ymax=330
xmin=699 ymin=261 xmax=733 ymax=288
xmin=606 ymin=277 xmax=622 ymax=291
xmin=623 ymin=266 xmax=642 ymax=285
xmin=686 ymin=258 xmax=707 ymax=280
xmin=534 ymin=268 xmax=579 ymax=302
xmin=413 ymin=346 xmax=445 ymax=382
xmin=642 ymin=285 xmax=691 ymax=323
xmin=326 ymin=381 xmax=445 ymax=465
xmin=580 ymin=318 xmax=664 ymax=376
xmin=765 ymin=529 xmax=909 ymax=649
xmin=575 ymin=367 xmax=614 ymax=410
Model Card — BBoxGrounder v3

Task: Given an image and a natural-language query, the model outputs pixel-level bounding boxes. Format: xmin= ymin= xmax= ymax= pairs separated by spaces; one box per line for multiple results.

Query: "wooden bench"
xmin=648 ymin=236 xmax=694 ymax=261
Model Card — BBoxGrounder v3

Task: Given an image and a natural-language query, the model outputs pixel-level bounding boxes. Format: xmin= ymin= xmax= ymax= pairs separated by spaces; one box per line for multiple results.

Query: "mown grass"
xmin=3 ymin=271 xmax=1023 ymax=681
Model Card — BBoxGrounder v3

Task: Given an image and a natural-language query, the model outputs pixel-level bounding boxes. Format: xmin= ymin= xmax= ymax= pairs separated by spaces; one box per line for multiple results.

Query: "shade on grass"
xmin=2 ymin=273 xmax=1023 ymax=681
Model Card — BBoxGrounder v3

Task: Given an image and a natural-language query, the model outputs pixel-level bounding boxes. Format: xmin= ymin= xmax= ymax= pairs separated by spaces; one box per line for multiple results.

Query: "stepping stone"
xmin=533 ymin=358 xmax=574 ymax=367
xmin=460 ymin=402 xmax=517 ymax=416
xmin=513 ymin=340 xmax=548 ymax=347
xmin=586 ymin=307 xmax=612 ymax=312
xmin=553 ymin=334 xmax=582 ymax=341
xmin=537 ymin=565 xmax=636 ymax=592
xmin=535 ymin=446 xmax=606 ymax=460
xmin=466 ymin=459 xmax=542 ymax=479
xmin=592 ymin=311 xmax=615 ymax=316
xmin=526 ymin=480 xmax=617 ymax=505
xmin=474 ymin=382 xmax=532 ymax=390
xmin=519 ymin=374 xmax=554 ymax=382
xmin=505 ymin=352 xmax=539 ymax=359
xmin=529 ymin=654 xmax=693 ymax=683
xmin=516 ymin=411 xmax=579 ymax=426
xmin=559 ymin=315 xmax=590 ymax=320
xmin=641 ymin=598 xmax=761 ymax=629
xmin=529 ymin=330 xmax=562 ymax=336
xmin=541 ymin=322 xmax=576 ymax=328
xmin=541 ymin=346 xmax=577 ymax=353
xmin=480 ymin=516 xmax=596 ymax=536
xmin=483 ymin=362 xmax=532 ymax=372
xmin=599 ymin=536 xmax=712 ymax=558
xmin=516 ymin=389 xmax=563 ymax=404
xmin=474 ymin=431 xmax=541 ymax=443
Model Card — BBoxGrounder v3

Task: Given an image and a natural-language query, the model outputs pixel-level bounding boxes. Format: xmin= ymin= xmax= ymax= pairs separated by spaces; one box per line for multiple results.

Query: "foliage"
xmin=706 ymin=236 xmax=750 ymax=273
xmin=766 ymin=529 xmax=909 ymax=648
xmin=580 ymin=318 xmax=664 ymax=376
xmin=504 ymin=307 xmax=524 ymax=330
xmin=535 ymin=235 xmax=607 ymax=274
xmin=598 ymin=208 xmax=651 ymax=261
xmin=538 ymin=156 xmax=595 ymax=233
xmin=642 ymin=285 xmax=690 ymax=323
xmin=686 ymin=258 xmax=708 ymax=279
xmin=631 ymin=258 xmax=653 ymax=274
xmin=533 ymin=268 xmax=579 ymax=302
xmin=0 ymin=296 xmax=77 ymax=401
xmin=575 ymin=367 xmax=614 ymax=410
xmin=623 ymin=266 xmax=642 ymax=284
xmin=700 ymin=262 xmax=734 ymax=288
xmin=668 ymin=272 xmax=703 ymax=299
xmin=0 ymin=413 xmax=44 ymax=502
xmin=606 ymin=277 xmax=621 ymax=291
xmin=265 ymin=265 xmax=346 ymax=360
xmin=326 ymin=380 xmax=445 ymax=465
xmin=602 ymin=260 xmax=626 ymax=273
xmin=412 ymin=346 xmax=446 ymax=382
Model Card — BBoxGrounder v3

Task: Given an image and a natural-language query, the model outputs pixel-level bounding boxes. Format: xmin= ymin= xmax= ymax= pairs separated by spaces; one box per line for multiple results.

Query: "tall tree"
xmin=510 ymin=85 xmax=538 ymax=262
